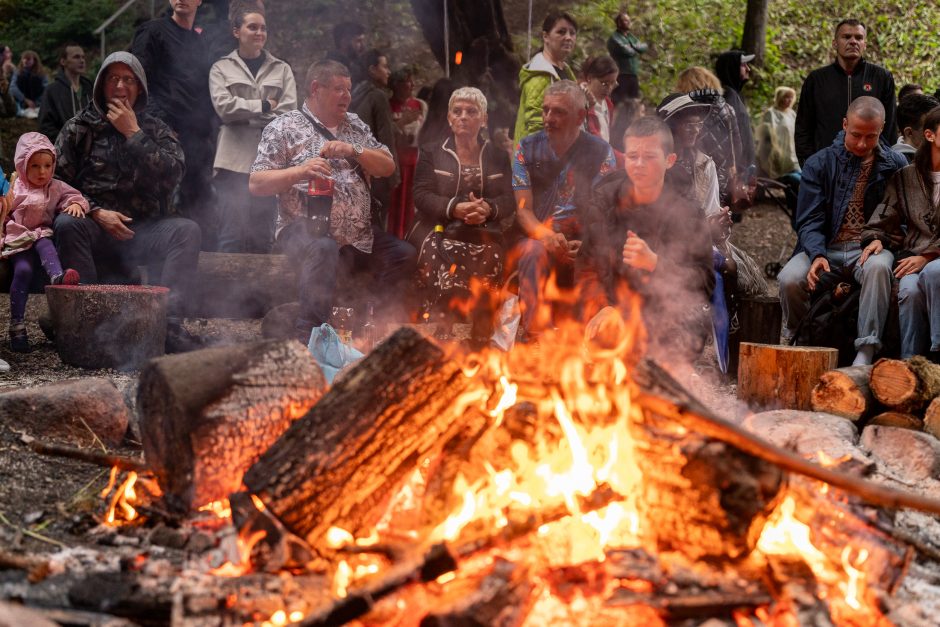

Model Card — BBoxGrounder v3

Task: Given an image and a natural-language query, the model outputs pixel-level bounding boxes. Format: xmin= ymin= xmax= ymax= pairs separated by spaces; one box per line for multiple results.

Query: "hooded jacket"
xmin=863 ymin=165 xmax=940 ymax=260
xmin=2 ymin=132 xmax=88 ymax=257
xmin=38 ymin=70 xmax=94 ymax=143
xmin=513 ymin=52 xmax=577 ymax=140
xmin=714 ymin=51 xmax=755 ymax=171
xmin=795 ymin=131 xmax=907 ymax=261
xmin=795 ymin=59 xmax=896 ymax=166
xmin=54 ymin=52 xmax=184 ymax=221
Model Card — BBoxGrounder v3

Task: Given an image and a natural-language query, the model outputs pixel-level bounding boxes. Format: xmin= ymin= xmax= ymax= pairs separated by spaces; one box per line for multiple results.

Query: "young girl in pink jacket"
xmin=2 ymin=132 xmax=85 ymax=352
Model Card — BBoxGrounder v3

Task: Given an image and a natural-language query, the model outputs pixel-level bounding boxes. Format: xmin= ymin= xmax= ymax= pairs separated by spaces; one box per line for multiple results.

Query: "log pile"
xmin=813 ymin=357 xmax=940 ymax=437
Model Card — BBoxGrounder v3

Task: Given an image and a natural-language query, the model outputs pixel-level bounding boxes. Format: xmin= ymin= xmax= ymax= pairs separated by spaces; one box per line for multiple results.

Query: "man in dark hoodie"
xmin=795 ymin=19 xmax=896 ymax=166
xmin=53 ymin=52 xmax=202 ymax=352
xmin=714 ymin=50 xmax=756 ymax=177
xmin=38 ymin=44 xmax=93 ymax=142
xmin=131 ymin=0 xmax=217 ymax=248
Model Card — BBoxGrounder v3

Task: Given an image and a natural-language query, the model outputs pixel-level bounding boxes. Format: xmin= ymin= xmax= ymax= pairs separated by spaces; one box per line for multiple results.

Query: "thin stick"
xmin=0 ymin=511 xmax=67 ymax=548
xmin=78 ymin=416 xmax=108 ymax=452
xmin=29 ymin=441 xmax=147 ymax=472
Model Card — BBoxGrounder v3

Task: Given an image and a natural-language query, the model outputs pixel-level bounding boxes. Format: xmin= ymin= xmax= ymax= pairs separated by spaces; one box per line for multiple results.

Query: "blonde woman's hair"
xmin=448 ymin=86 xmax=487 ymax=115
xmin=774 ymin=86 xmax=796 ymax=109
xmin=676 ymin=66 xmax=721 ymax=92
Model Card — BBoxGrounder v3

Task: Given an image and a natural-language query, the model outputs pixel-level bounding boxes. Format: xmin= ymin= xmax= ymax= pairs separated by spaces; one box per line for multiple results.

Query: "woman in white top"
xmin=756 ymin=86 xmax=801 ymax=224
xmin=210 ymin=0 xmax=297 ymax=252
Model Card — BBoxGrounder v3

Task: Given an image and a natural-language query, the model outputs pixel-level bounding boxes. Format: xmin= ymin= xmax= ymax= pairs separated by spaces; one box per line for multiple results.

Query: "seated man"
xmin=512 ymin=79 xmax=617 ymax=339
xmin=249 ymin=60 xmax=416 ymax=342
xmin=579 ymin=116 xmax=714 ymax=364
xmin=778 ymin=96 xmax=908 ymax=365
xmin=53 ymin=51 xmax=201 ymax=352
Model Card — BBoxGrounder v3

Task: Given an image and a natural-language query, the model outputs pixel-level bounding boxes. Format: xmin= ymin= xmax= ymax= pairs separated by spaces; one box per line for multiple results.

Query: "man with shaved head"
xmin=778 ymin=96 xmax=908 ymax=365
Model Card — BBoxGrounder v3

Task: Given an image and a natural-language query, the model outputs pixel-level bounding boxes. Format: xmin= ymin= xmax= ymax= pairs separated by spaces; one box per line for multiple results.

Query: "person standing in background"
xmin=607 ymin=12 xmax=647 ymax=105
xmin=387 ymin=67 xmax=425 ymax=239
xmin=39 ymin=44 xmax=93 ymax=142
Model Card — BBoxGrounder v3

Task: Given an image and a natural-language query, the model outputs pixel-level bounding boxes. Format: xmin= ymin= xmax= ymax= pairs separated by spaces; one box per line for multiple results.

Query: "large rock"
xmin=743 ymin=410 xmax=864 ymax=462
xmin=860 ymin=425 xmax=940 ymax=481
xmin=0 ymin=378 xmax=129 ymax=447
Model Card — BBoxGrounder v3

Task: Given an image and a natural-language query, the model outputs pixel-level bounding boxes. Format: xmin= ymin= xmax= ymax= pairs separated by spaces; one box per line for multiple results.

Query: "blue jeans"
xmin=898 ymin=259 xmax=940 ymax=357
xmin=778 ymin=242 xmax=894 ymax=350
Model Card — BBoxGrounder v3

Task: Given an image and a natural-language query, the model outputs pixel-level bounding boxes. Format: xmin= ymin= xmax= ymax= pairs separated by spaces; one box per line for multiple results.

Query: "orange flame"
xmin=105 ymin=471 xmax=139 ymax=525
xmin=454 ymin=51 xmax=463 ymax=65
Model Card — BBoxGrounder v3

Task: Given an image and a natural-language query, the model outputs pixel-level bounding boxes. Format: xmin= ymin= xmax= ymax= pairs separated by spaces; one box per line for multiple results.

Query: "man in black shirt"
xmin=131 ymin=0 xmax=218 ymax=249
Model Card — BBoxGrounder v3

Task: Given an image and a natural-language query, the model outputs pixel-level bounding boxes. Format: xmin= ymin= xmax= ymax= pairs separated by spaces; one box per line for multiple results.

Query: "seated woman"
xmin=410 ymin=87 xmax=515 ymax=342
xmin=756 ymin=86 xmax=801 ymax=223
xmin=863 ymin=106 xmax=940 ymax=359
xmin=10 ymin=50 xmax=48 ymax=117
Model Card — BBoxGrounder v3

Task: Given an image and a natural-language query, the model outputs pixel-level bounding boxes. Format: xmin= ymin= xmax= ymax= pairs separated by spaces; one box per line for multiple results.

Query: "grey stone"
xmin=861 ymin=425 xmax=940 ymax=481
xmin=743 ymin=410 xmax=864 ymax=462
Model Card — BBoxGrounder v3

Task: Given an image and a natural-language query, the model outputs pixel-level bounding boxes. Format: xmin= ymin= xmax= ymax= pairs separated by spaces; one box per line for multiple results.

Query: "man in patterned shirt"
xmin=778 ymin=96 xmax=907 ymax=365
xmin=511 ymin=80 xmax=617 ymax=340
xmin=249 ymin=60 xmax=416 ymax=341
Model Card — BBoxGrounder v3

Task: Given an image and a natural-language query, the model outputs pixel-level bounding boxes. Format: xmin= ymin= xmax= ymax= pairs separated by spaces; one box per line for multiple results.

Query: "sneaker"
xmin=165 ymin=323 xmax=206 ymax=354
xmin=50 ymin=268 xmax=80 ymax=286
xmin=9 ymin=322 xmax=29 ymax=353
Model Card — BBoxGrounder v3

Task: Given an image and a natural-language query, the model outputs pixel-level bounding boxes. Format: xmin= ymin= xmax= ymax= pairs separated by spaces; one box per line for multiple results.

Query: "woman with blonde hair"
xmin=10 ymin=50 xmax=47 ymax=116
xmin=756 ymin=86 xmax=801 ymax=222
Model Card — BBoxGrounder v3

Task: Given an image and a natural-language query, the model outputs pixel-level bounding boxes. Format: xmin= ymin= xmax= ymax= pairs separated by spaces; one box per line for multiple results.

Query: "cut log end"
xmin=810 ymin=365 xmax=874 ymax=421
xmin=870 ymin=359 xmax=919 ymax=408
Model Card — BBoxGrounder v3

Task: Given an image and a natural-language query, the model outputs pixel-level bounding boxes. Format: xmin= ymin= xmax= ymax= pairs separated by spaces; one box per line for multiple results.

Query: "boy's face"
xmin=623 ymin=134 xmax=676 ymax=190
xmin=26 ymin=151 xmax=55 ymax=187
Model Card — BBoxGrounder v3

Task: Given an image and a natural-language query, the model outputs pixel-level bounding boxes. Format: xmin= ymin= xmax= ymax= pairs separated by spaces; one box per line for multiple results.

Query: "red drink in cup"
xmin=308 ymin=174 xmax=334 ymax=197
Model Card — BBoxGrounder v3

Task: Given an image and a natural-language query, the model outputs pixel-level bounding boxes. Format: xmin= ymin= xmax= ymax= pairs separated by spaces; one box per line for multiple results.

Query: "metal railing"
xmin=93 ymin=0 xmax=157 ymax=59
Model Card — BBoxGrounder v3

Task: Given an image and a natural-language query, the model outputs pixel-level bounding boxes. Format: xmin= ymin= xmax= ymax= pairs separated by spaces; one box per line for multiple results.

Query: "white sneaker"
xmin=0 ymin=358 xmax=9 ymax=372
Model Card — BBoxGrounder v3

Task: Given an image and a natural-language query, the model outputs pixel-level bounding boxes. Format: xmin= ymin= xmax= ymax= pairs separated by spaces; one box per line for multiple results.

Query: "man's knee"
xmin=169 ymin=218 xmax=202 ymax=251
xmin=899 ymin=276 xmax=921 ymax=305
xmin=919 ymin=260 xmax=940 ymax=290
xmin=54 ymin=212 xmax=98 ymax=242
xmin=777 ymin=257 xmax=808 ymax=296
xmin=302 ymin=235 xmax=340 ymax=263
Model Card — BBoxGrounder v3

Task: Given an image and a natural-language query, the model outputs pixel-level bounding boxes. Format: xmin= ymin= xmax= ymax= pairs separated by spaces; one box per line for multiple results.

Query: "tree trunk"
xmin=188 ymin=253 xmax=297 ymax=319
xmin=738 ymin=343 xmax=838 ymax=410
xmin=810 ymin=365 xmax=875 ymax=421
xmin=138 ymin=341 xmax=326 ymax=512
xmin=244 ymin=328 xmax=474 ymax=547
xmin=870 ymin=356 xmax=940 ymax=412
xmin=740 ymin=0 xmax=769 ymax=65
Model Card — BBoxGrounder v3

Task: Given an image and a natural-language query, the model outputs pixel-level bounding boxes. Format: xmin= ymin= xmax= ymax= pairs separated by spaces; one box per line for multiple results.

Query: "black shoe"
xmin=165 ymin=323 xmax=206 ymax=354
xmin=9 ymin=322 xmax=29 ymax=353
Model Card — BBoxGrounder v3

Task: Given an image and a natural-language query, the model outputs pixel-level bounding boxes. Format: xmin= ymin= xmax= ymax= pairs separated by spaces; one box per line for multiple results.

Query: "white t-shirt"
xmin=593 ymin=99 xmax=610 ymax=143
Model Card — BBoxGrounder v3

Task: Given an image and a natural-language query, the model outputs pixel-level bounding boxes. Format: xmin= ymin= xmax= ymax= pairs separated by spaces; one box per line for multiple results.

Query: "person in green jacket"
xmin=606 ymin=11 xmax=647 ymax=104
xmin=513 ymin=11 xmax=578 ymax=141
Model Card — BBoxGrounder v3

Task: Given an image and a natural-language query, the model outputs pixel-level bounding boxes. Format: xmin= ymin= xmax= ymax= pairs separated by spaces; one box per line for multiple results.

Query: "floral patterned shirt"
xmin=251 ymin=103 xmax=391 ymax=252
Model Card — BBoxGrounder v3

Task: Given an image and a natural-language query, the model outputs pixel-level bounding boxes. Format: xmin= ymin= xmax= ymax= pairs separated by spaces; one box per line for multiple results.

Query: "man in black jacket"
xmin=795 ymin=19 xmax=896 ymax=166
xmin=131 ymin=0 xmax=217 ymax=249
xmin=39 ymin=44 xmax=93 ymax=142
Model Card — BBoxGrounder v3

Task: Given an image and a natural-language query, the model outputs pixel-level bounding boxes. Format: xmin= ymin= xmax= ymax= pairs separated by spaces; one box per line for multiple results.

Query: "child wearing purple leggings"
xmin=2 ymin=132 xmax=85 ymax=352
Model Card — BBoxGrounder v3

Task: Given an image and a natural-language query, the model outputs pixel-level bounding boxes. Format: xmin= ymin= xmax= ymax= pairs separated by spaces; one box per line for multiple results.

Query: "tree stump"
xmin=870 ymin=357 xmax=940 ymax=412
xmin=187 ymin=253 xmax=296 ymax=319
xmin=243 ymin=327 xmax=474 ymax=548
xmin=46 ymin=284 xmax=169 ymax=370
xmin=810 ymin=365 xmax=875 ymax=421
xmin=138 ymin=340 xmax=326 ymax=511
xmin=737 ymin=343 xmax=838 ymax=410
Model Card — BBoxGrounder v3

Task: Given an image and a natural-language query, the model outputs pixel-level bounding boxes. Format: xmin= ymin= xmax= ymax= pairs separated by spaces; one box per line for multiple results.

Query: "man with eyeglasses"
xmin=53 ymin=52 xmax=204 ymax=353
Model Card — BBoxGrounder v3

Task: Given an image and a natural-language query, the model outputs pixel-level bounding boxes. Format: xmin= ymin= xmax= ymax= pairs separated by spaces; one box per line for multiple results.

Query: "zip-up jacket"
xmin=795 ymin=131 xmax=907 ymax=261
xmin=795 ymin=59 xmax=896 ymax=166
xmin=863 ymin=165 xmax=940 ymax=260
xmin=513 ymin=52 xmax=576 ymax=140
xmin=38 ymin=71 xmax=93 ymax=142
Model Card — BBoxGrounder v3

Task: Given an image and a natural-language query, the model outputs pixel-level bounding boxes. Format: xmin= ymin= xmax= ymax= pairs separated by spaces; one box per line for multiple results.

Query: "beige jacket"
xmin=209 ymin=50 xmax=297 ymax=173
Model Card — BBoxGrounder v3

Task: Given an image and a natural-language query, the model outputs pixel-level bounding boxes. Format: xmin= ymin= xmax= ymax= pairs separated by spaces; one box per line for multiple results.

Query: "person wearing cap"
xmin=795 ymin=19 xmax=896 ymax=166
xmin=714 ymin=50 xmax=756 ymax=186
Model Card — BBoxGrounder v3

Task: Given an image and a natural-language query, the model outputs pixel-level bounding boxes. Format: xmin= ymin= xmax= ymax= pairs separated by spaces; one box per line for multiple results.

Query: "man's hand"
xmin=92 ymin=209 xmax=134 ymax=241
xmin=293 ymin=157 xmax=332 ymax=184
xmin=622 ymin=230 xmax=657 ymax=272
xmin=859 ymin=239 xmax=883 ymax=266
xmin=806 ymin=256 xmax=830 ymax=291
xmin=106 ymin=99 xmax=141 ymax=138
xmin=319 ymin=140 xmax=354 ymax=159
xmin=540 ymin=231 xmax=570 ymax=259
xmin=895 ymin=255 xmax=928 ymax=279
xmin=63 ymin=203 xmax=84 ymax=218
xmin=706 ymin=207 xmax=733 ymax=244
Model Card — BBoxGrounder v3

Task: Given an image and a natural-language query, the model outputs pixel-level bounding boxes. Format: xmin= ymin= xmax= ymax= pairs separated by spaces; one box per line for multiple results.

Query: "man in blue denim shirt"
xmin=778 ymin=96 xmax=907 ymax=365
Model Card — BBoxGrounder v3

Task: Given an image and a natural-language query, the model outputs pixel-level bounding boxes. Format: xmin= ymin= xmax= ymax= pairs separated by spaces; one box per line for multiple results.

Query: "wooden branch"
xmin=0 ymin=549 xmax=50 ymax=582
xmin=28 ymin=441 xmax=147 ymax=472
xmin=633 ymin=359 xmax=940 ymax=517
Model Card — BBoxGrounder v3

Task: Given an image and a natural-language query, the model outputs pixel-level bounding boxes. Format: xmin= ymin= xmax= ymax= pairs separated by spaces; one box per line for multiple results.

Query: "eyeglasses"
xmin=681 ymin=121 xmax=705 ymax=131
xmin=595 ymin=79 xmax=619 ymax=89
xmin=106 ymin=75 xmax=139 ymax=87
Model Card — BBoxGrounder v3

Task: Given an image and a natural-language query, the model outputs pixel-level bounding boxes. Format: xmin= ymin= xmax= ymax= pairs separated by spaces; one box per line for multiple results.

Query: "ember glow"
xmin=101 ymin=468 xmax=161 ymax=526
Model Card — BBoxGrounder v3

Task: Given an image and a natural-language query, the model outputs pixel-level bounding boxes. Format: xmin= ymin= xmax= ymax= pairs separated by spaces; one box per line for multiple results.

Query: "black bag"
xmin=790 ymin=270 xmax=860 ymax=366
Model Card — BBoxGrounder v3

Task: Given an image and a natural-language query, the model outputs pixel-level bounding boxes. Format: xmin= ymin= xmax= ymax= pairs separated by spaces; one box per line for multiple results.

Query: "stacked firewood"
xmin=812 ymin=356 xmax=940 ymax=435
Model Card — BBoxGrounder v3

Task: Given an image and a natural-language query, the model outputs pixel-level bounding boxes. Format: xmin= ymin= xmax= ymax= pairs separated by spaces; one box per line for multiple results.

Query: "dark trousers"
xmin=611 ymin=73 xmax=640 ymax=103
xmin=53 ymin=213 xmax=201 ymax=319
xmin=9 ymin=238 xmax=63 ymax=321
xmin=278 ymin=223 xmax=417 ymax=333
xmin=215 ymin=169 xmax=277 ymax=253
xmin=176 ymin=131 xmax=217 ymax=251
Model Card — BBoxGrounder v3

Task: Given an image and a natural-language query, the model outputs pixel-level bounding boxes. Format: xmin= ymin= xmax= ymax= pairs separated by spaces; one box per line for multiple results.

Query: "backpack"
xmin=790 ymin=270 xmax=860 ymax=367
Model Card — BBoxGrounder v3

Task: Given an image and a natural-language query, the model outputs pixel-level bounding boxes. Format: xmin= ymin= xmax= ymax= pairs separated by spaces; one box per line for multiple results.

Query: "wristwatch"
xmin=351 ymin=142 xmax=364 ymax=158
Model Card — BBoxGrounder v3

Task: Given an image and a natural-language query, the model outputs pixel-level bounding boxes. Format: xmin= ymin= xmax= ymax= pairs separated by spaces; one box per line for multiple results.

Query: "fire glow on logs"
xmin=98 ymin=298 xmax=908 ymax=625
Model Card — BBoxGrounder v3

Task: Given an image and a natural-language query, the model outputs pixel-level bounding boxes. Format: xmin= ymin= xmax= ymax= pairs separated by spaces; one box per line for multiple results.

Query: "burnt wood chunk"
xmin=244 ymin=327 xmax=473 ymax=547
xmin=138 ymin=340 xmax=325 ymax=511
xmin=811 ymin=365 xmax=876 ymax=421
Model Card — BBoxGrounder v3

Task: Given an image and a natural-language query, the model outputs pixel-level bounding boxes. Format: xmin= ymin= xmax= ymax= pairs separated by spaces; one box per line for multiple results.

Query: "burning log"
xmin=870 ymin=356 xmax=940 ymax=412
xmin=244 ymin=328 xmax=474 ymax=546
xmin=188 ymin=252 xmax=297 ymax=319
xmin=0 ymin=378 xmax=129 ymax=447
xmin=811 ymin=365 xmax=877 ymax=421
xmin=869 ymin=411 xmax=923 ymax=431
xmin=420 ymin=558 xmax=535 ymax=626
xmin=137 ymin=340 xmax=326 ymax=512
xmin=737 ymin=343 xmax=839 ymax=410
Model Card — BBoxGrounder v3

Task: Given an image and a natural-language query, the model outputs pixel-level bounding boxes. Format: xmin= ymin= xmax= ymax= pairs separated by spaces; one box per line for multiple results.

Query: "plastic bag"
xmin=307 ymin=323 xmax=363 ymax=384
xmin=491 ymin=294 xmax=521 ymax=352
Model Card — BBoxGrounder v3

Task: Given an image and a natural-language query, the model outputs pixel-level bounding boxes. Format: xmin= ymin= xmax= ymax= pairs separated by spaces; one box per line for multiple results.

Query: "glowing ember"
xmin=105 ymin=471 xmax=139 ymax=525
xmin=454 ymin=51 xmax=463 ymax=65
xmin=198 ymin=498 xmax=232 ymax=519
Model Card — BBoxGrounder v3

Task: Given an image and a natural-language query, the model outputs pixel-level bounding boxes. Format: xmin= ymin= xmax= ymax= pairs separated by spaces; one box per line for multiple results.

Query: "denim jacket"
xmin=795 ymin=131 xmax=907 ymax=261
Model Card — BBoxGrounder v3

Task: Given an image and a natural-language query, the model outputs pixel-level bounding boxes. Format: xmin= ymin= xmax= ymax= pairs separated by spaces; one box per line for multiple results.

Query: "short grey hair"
xmin=448 ymin=87 xmax=487 ymax=115
xmin=544 ymin=79 xmax=586 ymax=111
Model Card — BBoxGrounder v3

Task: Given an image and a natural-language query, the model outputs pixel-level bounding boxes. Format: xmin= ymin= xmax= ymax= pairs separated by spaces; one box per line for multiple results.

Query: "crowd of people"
xmin=3 ymin=4 xmax=940 ymax=378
